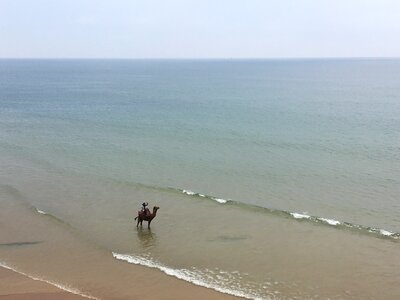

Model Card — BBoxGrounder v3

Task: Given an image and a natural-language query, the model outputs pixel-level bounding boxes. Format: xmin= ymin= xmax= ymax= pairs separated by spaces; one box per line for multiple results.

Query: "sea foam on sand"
xmin=112 ymin=253 xmax=263 ymax=300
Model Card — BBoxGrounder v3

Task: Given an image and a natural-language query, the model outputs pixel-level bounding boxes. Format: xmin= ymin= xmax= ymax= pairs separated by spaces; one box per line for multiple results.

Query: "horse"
xmin=134 ymin=206 xmax=160 ymax=229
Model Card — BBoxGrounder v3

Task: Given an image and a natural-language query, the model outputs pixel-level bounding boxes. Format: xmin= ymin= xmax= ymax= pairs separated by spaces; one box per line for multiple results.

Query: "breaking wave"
xmin=112 ymin=253 xmax=266 ymax=300
xmin=178 ymin=188 xmax=400 ymax=240
xmin=71 ymin=178 xmax=400 ymax=240
xmin=36 ymin=208 xmax=47 ymax=215
xmin=181 ymin=189 xmax=230 ymax=204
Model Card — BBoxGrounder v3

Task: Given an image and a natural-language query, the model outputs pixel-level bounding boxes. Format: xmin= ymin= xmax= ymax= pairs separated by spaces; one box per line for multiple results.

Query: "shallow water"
xmin=1 ymin=59 xmax=400 ymax=299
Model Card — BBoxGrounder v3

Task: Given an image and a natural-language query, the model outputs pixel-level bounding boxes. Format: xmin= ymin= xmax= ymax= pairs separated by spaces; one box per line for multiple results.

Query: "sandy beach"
xmin=0 ymin=266 xmax=85 ymax=300
xmin=2 ymin=1 xmax=400 ymax=299
xmin=0 ymin=263 xmax=242 ymax=300
xmin=1 ymin=58 xmax=400 ymax=299
xmin=0 ymin=185 xmax=243 ymax=300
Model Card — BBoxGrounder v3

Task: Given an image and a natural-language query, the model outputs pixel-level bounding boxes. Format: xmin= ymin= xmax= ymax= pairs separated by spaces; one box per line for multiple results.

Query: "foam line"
xmin=180 ymin=189 xmax=231 ymax=204
xmin=290 ymin=212 xmax=311 ymax=219
xmin=112 ymin=253 xmax=265 ymax=300
xmin=317 ymin=218 xmax=341 ymax=226
xmin=36 ymin=208 xmax=47 ymax=214
xmin=179 ymin=188 xmax=399 ymax=240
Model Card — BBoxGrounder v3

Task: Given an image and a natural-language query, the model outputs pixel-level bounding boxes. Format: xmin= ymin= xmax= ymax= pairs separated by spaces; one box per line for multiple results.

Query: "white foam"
xmin=112 ymin=253 xmax=264 ymax=300
xmin=0 ymin=262 xmax=99 ymax=299
xmin=182 ymin=189 xmax=195 ymax=196
xmin=182 ymin=189 xmax=228 ymax=203
xmin=182 ymin=190 xmax=400 ymax=240
xmin=36 ymin=208 xmax=47 ymax=215
xmin=379 ymin=229 xmax=394 ymax=236
xmin=213 ymin=198 xmax=228 ymax=204
xmin=318 ymin=218 xmax=341 ymax=226
xmin=290 ymin=212 xmax=311 ymax=219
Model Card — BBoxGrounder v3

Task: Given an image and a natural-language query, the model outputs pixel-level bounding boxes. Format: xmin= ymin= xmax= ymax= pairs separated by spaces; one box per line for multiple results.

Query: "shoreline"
xmin=0 ymin=264 xmax=242 ymax=300
xmin=0 ymin=266 xmax=86 ymax=300
xmin=0 ymin=187 xmax=242 ymax=300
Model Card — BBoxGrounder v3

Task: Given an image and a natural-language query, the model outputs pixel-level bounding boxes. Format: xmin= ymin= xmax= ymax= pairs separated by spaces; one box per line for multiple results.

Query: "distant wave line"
xmin=177 ymin=189 xmax=400 ymax=240
xmin=110 ymin=180 xmax=400 ymax=240
xmin=29 ymin=179 xmax=399 ymax=241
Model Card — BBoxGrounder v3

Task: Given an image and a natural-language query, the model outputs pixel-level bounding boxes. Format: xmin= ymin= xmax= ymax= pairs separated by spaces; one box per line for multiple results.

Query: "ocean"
xmin=0 ymin=59 xmax=399 ymax=299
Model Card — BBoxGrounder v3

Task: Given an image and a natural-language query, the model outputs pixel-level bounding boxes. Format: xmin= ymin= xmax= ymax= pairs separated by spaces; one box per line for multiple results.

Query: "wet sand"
xmin=0 ymin=266 xmax=85 ymax=299
xmin=0 ymin=263 xmax=240 ymax=300
xmin=2 ymin=180 xmax=400 ymax=299
xmin=0 ymin=190 xmax=241 ymax=300
xmin=0 ymin=294 xmax=84 ymax=300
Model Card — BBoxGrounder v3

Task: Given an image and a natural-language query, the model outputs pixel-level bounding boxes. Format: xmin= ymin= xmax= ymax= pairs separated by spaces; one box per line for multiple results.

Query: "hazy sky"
xmin=1 ymin=0 xmax=400 ymax=58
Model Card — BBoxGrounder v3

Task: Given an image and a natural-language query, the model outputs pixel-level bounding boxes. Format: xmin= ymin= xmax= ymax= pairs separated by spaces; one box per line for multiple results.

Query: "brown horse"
xmin=134 ymin=206 xmax=160 ymax=229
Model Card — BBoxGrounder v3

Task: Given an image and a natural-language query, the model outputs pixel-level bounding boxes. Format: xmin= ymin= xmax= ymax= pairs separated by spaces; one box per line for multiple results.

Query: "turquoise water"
xmin=1 ymin=59 xmax=400 ymax=230
xmin=1 ymin=59 xmax=400 ymax=299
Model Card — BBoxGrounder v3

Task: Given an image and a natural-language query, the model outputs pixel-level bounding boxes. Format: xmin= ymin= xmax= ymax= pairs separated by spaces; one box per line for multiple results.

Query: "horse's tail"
xmin=134 ymin=216 xmax=138 ymax=220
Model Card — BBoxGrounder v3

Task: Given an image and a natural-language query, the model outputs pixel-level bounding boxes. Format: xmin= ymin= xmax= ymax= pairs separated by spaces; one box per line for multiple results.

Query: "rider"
xmin=141 ymin=202 xmax=150 ymax=216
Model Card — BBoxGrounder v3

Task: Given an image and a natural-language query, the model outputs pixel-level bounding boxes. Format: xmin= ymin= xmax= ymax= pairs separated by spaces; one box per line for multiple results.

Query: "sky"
xmin=1 ymin=0 xmax=400 ymax=58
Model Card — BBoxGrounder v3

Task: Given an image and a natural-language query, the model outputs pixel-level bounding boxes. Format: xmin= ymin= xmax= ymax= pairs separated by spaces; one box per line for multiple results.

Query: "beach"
xmin=0 ymin=187 xmax=240 ymax=300
xmin=1 ymin=59 xmax=400 ymax=299
xmin=0 ymin=264 xmax=242 ymax=300
xmin=0 ymin=266 xmax=85 ymax=300
xmin=0 ymin=265 xmax=240 ymax=300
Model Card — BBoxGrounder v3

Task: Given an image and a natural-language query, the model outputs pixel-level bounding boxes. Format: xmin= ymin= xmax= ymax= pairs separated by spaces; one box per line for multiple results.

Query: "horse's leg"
xmin=136 ymin=217 xmax=139 ymax=227
xmin=148 ymin=220 xmax=151 ymax=229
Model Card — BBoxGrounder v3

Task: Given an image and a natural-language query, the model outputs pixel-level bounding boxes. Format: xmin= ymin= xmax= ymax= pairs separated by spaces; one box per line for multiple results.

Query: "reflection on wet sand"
xmin=136 ymin=228 xmax=157 ymax=250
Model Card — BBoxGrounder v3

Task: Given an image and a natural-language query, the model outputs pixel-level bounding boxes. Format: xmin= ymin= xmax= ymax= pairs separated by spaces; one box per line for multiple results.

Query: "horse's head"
xmin=153 ymin=206 xmax=160 ymax=212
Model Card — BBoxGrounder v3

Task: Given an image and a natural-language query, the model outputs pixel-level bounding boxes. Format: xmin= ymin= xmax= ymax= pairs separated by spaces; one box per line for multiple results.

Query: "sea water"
xmin=1 ymin=59 xmax=400 ymax=299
